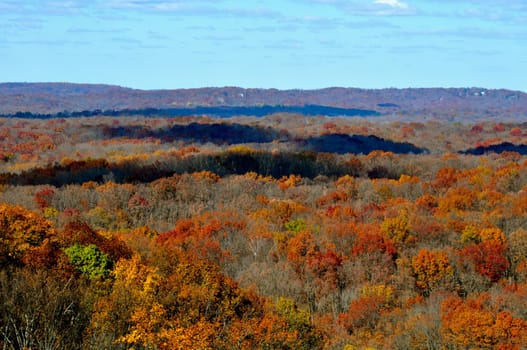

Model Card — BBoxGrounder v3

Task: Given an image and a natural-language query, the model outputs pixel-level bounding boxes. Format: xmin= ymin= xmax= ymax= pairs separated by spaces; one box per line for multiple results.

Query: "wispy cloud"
xmin=422 ymin=0 xmax=527 ymax=24
xmin=0 ymin=17 xmax=44 ymax=38
xmin=370 ymin=0 xmax=415 ymax=15
xmin=0 ymin=1 xmax=19 ymax=12
xmin=106 ymin=0 xmax=192 ymax=11
xmin=45 ymin=1 xmax=86 ymax=14
xmin=1 ymin=38 xmax=90 ymax=46
xmin=103 ymin=0 xmax=281 ymax=19
xmin=0 ymin=0 xmax=91 ymax=16
xmin=374 ymin=0 xmax=408 ymax=9
xmin=383 ymin=26 xmax=527 ymax=42
xmin=295 ymin=0 xmax=417 ymax=16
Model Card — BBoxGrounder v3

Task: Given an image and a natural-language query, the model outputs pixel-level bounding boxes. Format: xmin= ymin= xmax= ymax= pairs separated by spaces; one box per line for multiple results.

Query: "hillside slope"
xmin=1 ymin=83 xmax=526 ymax=120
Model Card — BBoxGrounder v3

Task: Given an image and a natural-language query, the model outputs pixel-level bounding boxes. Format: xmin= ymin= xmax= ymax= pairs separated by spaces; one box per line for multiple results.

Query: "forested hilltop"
xmin=2 ymin=84 xmax=527 ymax=349
xmin=1 ymin=83 xmax=526 ymax=121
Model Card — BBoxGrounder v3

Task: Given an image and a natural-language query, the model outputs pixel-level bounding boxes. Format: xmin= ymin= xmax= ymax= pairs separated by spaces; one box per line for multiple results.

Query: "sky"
xmin=0 ymin=0 xmax=526 ymax=91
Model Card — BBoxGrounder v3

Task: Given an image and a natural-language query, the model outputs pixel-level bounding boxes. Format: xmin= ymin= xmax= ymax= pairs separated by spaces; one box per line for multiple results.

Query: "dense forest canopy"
xmin=2 ymin=88 xmax=527 ymax=349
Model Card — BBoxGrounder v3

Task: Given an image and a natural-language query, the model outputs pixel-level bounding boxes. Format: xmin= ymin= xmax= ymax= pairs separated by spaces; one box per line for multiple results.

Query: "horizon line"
xmin=1 ymin=81 xmax=526 ymax=94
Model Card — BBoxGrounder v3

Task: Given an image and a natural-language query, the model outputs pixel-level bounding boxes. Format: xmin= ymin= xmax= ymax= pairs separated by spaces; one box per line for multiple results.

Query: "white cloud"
xmin=374 ymin=0 xmax=408 ymax=9
xmin=295 ymin=0 xmax=416 ymax=16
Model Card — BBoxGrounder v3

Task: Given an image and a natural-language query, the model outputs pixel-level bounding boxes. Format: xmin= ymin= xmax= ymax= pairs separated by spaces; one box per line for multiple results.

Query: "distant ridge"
xmin=1 ymin=82 xmax=526 ymax=119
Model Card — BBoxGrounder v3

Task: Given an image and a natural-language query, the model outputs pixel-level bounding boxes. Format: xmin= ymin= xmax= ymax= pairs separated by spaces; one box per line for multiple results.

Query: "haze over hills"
xmin=0 ymin=82 xmax=526 ymax=120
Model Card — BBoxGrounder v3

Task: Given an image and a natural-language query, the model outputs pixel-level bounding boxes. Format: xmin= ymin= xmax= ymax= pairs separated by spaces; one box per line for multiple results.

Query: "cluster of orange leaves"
xmin=441 ymin=293 xmax=527 ymax=349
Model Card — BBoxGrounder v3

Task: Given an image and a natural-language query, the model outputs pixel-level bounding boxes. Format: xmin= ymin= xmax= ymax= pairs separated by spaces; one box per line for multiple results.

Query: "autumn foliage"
xmin=0 ymin=203 xmax=55 ymax=266
xmin=441 ymin=293 xmax=527 ymax=348
xmin=412 ymin=249 xmax=454 ymax=294
xmin=3 ymin=115 xmax=527 ymax=349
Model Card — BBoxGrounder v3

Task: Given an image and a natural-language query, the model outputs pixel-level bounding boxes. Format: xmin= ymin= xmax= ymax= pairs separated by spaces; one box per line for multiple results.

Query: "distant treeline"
xmin=2 ymin=105 xmax=380 ymax=119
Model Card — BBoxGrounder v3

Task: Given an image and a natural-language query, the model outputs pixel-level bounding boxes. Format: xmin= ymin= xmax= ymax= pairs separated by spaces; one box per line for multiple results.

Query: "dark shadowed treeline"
xmin=3 ymin=105 xmax=380 ymax=119
xmin=0 ymin=148 xmax=424 ymax=186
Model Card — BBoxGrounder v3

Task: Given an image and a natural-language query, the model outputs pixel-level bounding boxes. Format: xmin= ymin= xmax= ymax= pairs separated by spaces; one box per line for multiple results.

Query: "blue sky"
xmin=0 ymin=0 xmax=526 ymax=91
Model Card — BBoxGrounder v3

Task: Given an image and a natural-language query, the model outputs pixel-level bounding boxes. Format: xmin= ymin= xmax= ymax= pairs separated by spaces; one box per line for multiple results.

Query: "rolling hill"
xmin=1 ymin=83 xmax=526 ymax=120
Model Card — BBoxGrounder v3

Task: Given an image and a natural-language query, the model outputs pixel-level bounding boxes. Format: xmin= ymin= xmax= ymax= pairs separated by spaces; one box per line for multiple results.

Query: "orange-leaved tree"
xmin=441 ymin=293 xmax=527 ymax=348
xmin=0 ymin=203 xmax=55 ymax=266
xmin=411 ymin=249 xmax=454 ymax=295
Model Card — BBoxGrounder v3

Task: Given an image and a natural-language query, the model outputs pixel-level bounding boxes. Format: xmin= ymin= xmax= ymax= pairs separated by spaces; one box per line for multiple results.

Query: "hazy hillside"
xmin=1 ymin=83 xmax=526 ymax=120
